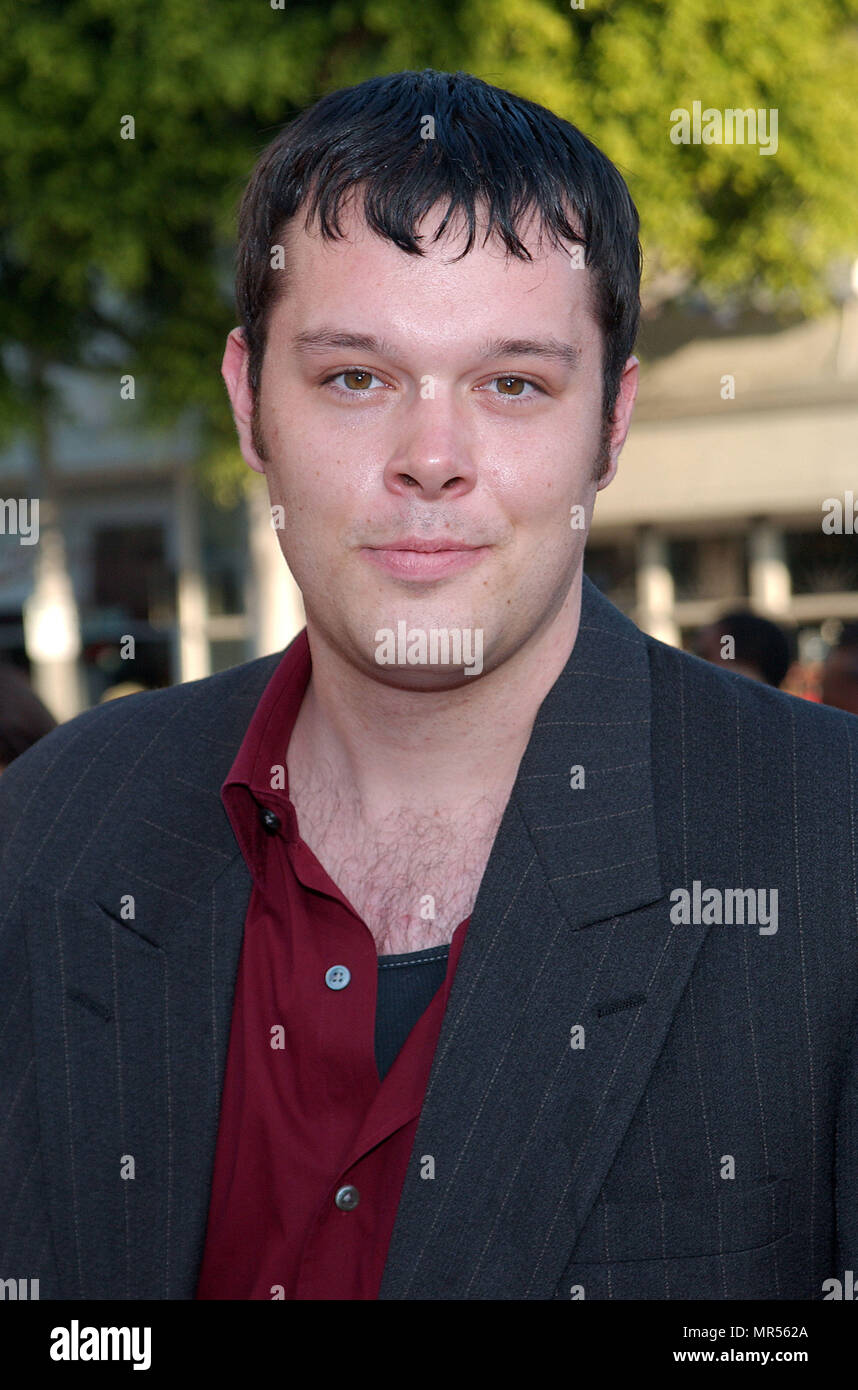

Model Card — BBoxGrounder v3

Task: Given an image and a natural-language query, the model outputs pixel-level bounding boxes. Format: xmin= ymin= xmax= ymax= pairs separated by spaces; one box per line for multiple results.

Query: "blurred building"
xmin=587 ymin=297 xmax=858 ymax=672
xmin=0 ymin=368 xmax=302 ymax=720
xmin=2 ymin=300 xmax=856 ymax=721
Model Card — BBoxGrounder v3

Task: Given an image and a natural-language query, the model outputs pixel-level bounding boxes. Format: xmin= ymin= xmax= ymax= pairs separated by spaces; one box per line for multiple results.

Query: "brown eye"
xmin=342 ymin=370 xmax=373 ymax=390
xmin=496 ymin=376 xmax=526 ymax=396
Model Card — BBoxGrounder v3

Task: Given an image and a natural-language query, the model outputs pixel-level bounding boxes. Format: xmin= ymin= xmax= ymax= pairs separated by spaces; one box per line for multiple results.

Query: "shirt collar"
xmin=221 ymin=627 xmax=311 ymax=875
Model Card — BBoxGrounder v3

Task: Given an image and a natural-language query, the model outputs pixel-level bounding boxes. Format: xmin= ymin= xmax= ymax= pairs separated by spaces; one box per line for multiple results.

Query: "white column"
xmin=174 ymin=465 xmax=210 ymax=683
xmin=22 ymin=499 xmax=84 ymax=722
xmin=636 ymin=528 xmax=679 ymax=646
xmin=23 ymin=366 xmax=84 ymax=720
xmin=748 ymin=521 xmax=791 ymax=617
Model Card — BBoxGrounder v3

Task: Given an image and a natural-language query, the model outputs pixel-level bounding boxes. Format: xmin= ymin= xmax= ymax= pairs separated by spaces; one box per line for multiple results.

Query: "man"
xmin=694 ymin=609 xmax=792 ymax=688
xmin=0 ymin=662 xmax=57 ymax=775
xmin=821 ymin=622 xmax=858 ymax=716
xmin=2 ymin=69 xmax=857 ymax=1302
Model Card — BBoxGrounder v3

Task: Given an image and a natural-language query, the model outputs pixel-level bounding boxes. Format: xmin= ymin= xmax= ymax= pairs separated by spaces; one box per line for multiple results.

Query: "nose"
xmin=383 ymin=396 xmax=477 ymax=502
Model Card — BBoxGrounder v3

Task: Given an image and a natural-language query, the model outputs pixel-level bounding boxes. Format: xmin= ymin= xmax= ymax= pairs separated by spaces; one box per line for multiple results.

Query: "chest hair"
xmin=289 ymin=759 xmax=506 ymax=954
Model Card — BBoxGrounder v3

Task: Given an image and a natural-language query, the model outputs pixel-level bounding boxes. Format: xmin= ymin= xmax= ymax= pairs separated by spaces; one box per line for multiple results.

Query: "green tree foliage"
xmin=2 ymin=0 xmax=857 ymax=495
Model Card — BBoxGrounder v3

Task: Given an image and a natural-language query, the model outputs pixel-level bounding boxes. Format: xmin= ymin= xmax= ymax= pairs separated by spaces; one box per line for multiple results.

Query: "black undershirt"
xmin=374 ymin=945 xmax=450 ymax=1082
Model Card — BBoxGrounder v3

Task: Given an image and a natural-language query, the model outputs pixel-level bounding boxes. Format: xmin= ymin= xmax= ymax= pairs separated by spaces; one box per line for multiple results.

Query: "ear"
xmin=596 ymin=355 xmax=639 ymax=493
xmin=222 ymin=328 xmax=266 ymax=475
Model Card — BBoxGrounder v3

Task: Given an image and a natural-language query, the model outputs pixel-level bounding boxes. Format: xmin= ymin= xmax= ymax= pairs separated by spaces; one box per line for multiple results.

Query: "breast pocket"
xmin=554 ymin=1177 xmax=792 ymax=1299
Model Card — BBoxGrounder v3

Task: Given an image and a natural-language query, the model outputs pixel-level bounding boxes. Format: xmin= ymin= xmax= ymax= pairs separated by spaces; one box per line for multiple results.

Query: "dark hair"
xmin=711 ymin=611 xmax=793 ymax=688
xmin=236 ymin=69 xmax=641 ymax=447
xmin=0 ymin=663 xmax=57 ymax=769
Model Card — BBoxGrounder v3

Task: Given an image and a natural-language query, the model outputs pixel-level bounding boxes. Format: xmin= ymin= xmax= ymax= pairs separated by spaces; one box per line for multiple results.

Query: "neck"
xmin=289 ymin=574 xmax=584 ymax=817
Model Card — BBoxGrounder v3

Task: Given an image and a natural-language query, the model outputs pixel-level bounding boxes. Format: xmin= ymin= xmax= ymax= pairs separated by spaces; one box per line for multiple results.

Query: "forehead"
xmin=268 ymin=194 xmax=598 ymax=346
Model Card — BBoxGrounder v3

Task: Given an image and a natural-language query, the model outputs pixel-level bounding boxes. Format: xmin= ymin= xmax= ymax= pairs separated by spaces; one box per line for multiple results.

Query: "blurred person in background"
xmin=98 ymin=680 xmax=148 ymax=703
xmin=0 ymin=662 xmax=57 ymax=775
xmin=821 ymin=622 xmax=858 ymax=716
xmin=694 ymin=609 xmax=792 ymax=688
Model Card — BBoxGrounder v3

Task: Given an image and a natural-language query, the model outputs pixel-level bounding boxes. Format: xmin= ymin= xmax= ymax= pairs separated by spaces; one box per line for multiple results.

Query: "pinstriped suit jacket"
xmin=2 ymin=576 xmax=858 ymax=1300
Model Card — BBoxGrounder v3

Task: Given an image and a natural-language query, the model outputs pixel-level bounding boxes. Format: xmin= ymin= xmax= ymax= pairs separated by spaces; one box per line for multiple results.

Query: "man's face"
xmin=223 ymin=198 xmax=637 ymax=688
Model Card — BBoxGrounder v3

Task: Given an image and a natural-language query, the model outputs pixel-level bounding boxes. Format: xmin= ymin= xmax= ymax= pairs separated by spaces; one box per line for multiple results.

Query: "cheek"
xmin=269 ymin=405 xmax=376 ymax=503
xmin=263 ymin=439 xmax=331 ymax=519
xmin=500 ymin=463 xmax=594 ymax=535
xmin=495 ymin=404 xmax=601 ymax=494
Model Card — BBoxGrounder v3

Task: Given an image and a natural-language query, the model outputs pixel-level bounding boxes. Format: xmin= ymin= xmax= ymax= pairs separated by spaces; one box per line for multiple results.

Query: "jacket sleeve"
xmin=0 ymin=743 xmax=63 ymax=1297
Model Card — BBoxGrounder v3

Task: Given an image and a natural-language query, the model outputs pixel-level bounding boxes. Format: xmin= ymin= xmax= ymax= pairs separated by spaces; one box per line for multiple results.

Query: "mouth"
xmin=361 ymin=537 xmax=490 ymax=580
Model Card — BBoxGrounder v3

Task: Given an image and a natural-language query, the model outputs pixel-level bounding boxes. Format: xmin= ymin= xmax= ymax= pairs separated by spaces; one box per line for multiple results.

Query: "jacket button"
xmin=335 ymin=1185 xmax=360 ymax=1211
xmin=259 ymin=807 xmax=280 ymax=833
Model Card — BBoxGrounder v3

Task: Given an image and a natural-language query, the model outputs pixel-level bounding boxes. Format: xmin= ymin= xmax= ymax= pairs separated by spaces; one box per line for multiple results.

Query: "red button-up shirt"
xmin=195 ymin=628 xmax=470 ymax=1299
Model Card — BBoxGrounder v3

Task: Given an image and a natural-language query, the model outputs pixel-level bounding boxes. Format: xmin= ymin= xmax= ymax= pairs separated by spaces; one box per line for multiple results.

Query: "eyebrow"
xmin=291 ymin=329 xmax=582 ymax=369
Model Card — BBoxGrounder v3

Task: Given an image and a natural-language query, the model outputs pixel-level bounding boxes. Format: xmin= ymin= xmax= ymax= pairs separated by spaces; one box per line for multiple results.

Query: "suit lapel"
xmin=379 ymin=578 xmax=710 ymax=1298
xmin=24 ymin=651 xmax=282 ymax=1298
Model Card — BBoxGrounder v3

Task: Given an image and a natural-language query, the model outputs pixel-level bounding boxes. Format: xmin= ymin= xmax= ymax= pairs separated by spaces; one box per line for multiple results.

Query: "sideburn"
xmin=251 ymin=387 xmax=268 ymax=463
xmin=592 ymin=412 xmax=614 ymax=483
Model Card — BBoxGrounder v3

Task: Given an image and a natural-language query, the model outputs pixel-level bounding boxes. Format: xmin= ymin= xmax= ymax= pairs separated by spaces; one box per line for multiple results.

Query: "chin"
xmin=368 ymin=663 xmax=486 ymax=692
